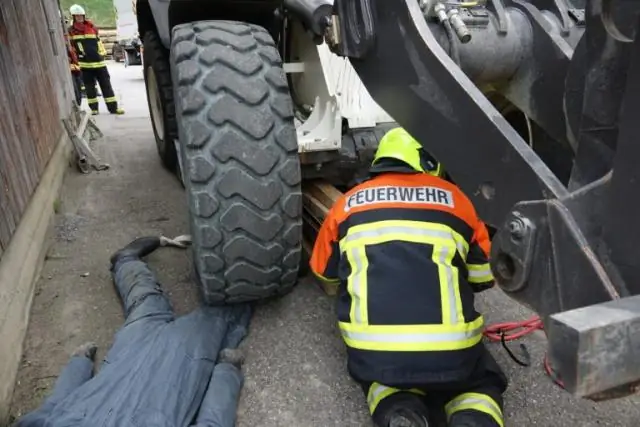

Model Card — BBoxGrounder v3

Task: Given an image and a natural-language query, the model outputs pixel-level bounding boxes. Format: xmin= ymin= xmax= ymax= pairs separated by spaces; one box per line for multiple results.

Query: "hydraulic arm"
xmin=287 ymin=0 xmax=640 ymax=401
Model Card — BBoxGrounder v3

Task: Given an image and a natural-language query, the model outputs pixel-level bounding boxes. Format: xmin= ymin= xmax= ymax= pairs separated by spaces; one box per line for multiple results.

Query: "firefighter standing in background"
xmin=310 ymin=128 xmax=508 ymax=427
xmin=68 ymin=4 xmax=124 ymax=115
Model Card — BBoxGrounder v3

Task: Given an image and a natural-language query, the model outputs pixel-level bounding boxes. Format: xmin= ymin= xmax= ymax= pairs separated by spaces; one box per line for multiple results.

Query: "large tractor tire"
xmin=143 ymin=31 xmax=179 ymax=172
xmin=170 ymin=21 xmax=303 ymax=304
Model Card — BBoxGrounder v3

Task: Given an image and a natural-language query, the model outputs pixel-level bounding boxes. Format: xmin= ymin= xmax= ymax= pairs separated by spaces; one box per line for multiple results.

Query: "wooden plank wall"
xmin=0 ymin=0 xmax=72 ymax=256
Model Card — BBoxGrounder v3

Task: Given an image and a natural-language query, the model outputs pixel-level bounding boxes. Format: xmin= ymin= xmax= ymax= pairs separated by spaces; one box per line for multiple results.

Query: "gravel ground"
xmin=8 ymin=62 xmax=640 ymax=426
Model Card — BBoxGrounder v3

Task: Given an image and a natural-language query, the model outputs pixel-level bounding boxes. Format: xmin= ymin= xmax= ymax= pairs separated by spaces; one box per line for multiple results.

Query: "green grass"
xmin=61 ymin=0 xmax=116 ymax=28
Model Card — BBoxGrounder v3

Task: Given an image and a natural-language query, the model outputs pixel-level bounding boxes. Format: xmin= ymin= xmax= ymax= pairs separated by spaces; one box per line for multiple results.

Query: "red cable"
xmin=483 ymin=316 xmax=543 ymax=342
xmin=483 ymin=316 xmax=565 ymax=389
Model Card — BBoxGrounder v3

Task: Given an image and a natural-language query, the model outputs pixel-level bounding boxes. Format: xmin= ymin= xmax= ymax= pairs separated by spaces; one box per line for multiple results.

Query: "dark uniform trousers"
xmin=356 ymin=346 xmax=508 ymax=427
xmin=71 ymin=72 xmax=83 ymax=106
xmin=82 ymin=67 xmax=119 ymax=113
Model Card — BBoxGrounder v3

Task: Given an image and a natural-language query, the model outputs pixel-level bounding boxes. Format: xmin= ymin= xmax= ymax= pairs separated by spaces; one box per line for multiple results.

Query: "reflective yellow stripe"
xmin=98 ymin=40 xmax=107 ymax=57
xmin=87 ymin=98 xmax=99 ymax=104
xmin=339 ymin=220 xmax=469 ymax=257
xmin=79 ymin=61 xmax=106 ymax=69
xmin=339 ymin=316 xmax=484 ymax=351
xmin=445 ymin=392 xmax=504 ymax=427
xmin=70 ymin=34 xmax=97 ymax=40
xmin=367 ymin=383 xmax=398 ymax=414
xmin=104 ymin=96 xmax=118 ymax=103
xmin=435 ymin=242 xmax=461 ymax=325
xmin=346 ymin=246 xmax=368 ymax=324
xmin=366 ymin=383 xmax=425 ymax=414
xmin=468 ymin=263 xmax=493 ymax=284
xmin=312 ymin=270 xmax=339 ymax=284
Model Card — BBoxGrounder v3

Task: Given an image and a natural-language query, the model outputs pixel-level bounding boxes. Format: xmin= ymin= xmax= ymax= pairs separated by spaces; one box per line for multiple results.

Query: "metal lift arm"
xmin=310 ymin=0 xmax=640 ymax=400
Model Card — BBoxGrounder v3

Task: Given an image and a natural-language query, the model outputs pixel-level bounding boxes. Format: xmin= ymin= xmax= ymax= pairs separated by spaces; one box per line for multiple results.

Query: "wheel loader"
xmin=135 ymin=0 xmax=640 ymax=403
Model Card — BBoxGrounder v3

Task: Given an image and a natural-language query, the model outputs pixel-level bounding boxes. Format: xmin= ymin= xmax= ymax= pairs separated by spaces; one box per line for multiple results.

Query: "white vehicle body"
xmin=285 ymin=21 xmax=395 ymax=153
xmin=113 ymin=0 xmax=138 ymax=42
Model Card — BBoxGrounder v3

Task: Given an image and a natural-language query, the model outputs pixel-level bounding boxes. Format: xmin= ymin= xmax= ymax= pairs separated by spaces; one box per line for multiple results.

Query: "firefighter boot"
xmin=448 ymin=412 xmax=499 ymax=427
xmin=110 ymin=108 xmax=125 ymax=115
xmin=387 ymin=408 xmax=429 ymax=427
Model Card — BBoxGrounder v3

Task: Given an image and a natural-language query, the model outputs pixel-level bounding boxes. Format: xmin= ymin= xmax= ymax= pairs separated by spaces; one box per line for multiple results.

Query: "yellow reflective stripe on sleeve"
xmin=339 ymin=316 xmax=484 ymax=351
xmin=79 ymin=61 xmax=107 ymax=69
xmin=87 ymin=98 xmax=99 ymax=104
xmin=104 ymin=96 xmax=118 ymax=103
xmin=445 ymin=392 xmax=504 ymax=427
xmin=366 ymin=383 xmax=425 ymax=414
xmin=98 ymin=41 xmax=107 ymax=56
xmin=468 ymin=263 xmax=494 ymax=283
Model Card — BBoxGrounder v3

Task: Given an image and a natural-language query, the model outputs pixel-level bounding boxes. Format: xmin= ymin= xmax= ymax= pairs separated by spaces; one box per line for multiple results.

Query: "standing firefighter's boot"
xmin=111 ymin=108 xmax=125 ymax=115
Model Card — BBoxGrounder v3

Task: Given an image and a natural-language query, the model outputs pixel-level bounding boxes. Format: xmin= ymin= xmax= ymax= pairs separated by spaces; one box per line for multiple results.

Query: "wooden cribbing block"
xmin=301 ymin=181 xmax=343 ymax=296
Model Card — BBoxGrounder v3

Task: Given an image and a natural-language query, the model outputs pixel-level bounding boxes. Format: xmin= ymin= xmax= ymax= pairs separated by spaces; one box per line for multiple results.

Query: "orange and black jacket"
xmin=68 ymin=20 xmax=106 ymax=69
xmin=310 ymin=172 xmax=494 ymax=386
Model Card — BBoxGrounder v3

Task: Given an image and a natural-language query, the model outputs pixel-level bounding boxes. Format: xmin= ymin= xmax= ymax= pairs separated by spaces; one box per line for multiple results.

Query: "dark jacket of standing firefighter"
xmin=310 ymin=128 xmax=507 ymax=427
xmin=68 ymin=19 xmax=106 ymax=69
xmin=68 ymin=4 xmax=124 ymax=115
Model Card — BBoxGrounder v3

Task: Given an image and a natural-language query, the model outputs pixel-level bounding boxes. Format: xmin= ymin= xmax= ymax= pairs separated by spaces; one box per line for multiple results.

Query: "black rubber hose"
xmin=443 ymin=19 xmax=461 ymax=66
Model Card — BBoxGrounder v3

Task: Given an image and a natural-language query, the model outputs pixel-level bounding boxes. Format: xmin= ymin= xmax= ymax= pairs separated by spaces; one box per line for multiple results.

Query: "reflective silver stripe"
xmin=439 ymin=245 xmax=459 ymax=324
xmin=342 ymin=327 xmax=482 ymax=343
xmin=468 ymin=265 xmax=492 ymax=278
xmin=367 ymin=384 xmax=390 ymax=407
xmin=447 ymin=396 xmax=503 ymax=421
xmin=350 ymin=247 xmax=364 ymax=323
xmin=342 ymin=226 xmax=467 ymax=257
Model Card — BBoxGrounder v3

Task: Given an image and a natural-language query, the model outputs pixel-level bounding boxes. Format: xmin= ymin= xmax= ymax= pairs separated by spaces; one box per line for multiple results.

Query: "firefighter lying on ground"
xmin=310 ymin=127 xmax=508 ymax=427
xmin=68 ymin=5 xmax=124 ymax=115
xmin=16 ymin=236 xmax=249 ymax=427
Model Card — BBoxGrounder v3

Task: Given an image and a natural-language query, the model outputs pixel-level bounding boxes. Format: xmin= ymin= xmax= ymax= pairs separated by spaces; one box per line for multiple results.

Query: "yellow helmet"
xmin=372 ymin=127 xmax=443 ymax=177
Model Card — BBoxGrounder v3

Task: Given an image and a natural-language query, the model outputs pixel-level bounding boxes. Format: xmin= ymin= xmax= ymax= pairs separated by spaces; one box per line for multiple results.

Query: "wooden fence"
xmin=0 ymin=0 xmax=74 ymax=256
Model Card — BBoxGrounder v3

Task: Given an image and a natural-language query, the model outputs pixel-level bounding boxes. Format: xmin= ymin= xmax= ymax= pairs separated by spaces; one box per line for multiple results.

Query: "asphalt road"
xmin=9 ymin=63 xmax=640 ymax=426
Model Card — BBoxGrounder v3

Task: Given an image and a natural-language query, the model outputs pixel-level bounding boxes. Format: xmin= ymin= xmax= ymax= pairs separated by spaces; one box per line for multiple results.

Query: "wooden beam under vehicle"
xmin=302 ymin=180 xmax=343 ymax=296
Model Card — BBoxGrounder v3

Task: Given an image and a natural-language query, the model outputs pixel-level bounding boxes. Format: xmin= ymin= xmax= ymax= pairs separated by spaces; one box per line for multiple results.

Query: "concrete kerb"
xmin=0 ymin=128 xmax=74 ymax=424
